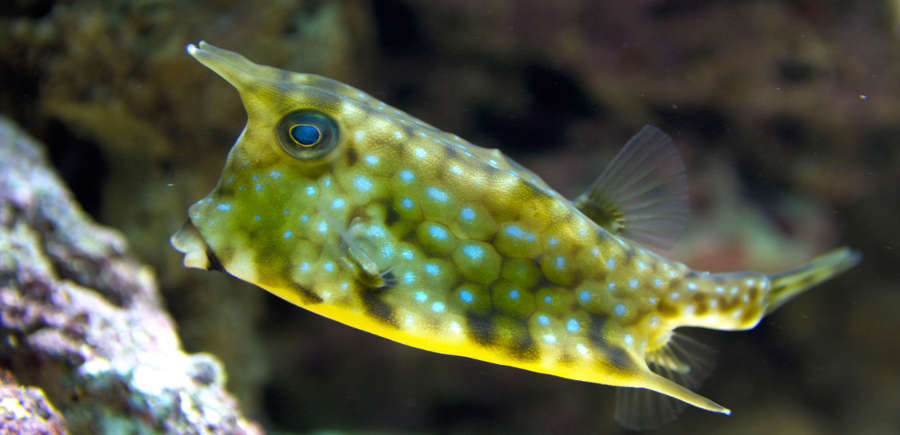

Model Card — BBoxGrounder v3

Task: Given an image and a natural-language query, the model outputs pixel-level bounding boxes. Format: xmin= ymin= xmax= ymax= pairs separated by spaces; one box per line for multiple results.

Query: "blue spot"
xmin=283 ymin=230 xmax=293 ymax=238
xmin=567 ymin=318 xmax=580 ymax=332
xmin=270 ymin=170 xmax=282 ymax=178
xmin=238 ymin=186 xmax=245 ymax=191
xmin=300 ymin=262 xmax=310 ymax=271
xmin=509 ymin=289 xmax=520 ymax=299
xmin=505 ymin=225 xmax=525 ymax=238
xmin=365 ymin=155 xmax=379 ymax=165
xmin=254 ymin=215 xmax=261 ymax=221
xmin=428 ymin=225 xmax=448 ymax=240
xmin=255 ymin=184 xmax=262 ymax=191
xmin=367 ymin=226 xmax=387 ymax=238
xmin=504 ymin=225 xmax=536 ymax=241
xmin=252 ymin=175 xmax=259 ymax=181
xmin=606 ymin=258 xmax=616 ymax=269
xmin=629 ymin=278 xmax=639 ymax=289
xmin=380 ymin=245 xmax=393 ymax=258
xmin=283 ymin=209 xmax=289 ymax=215
xmin=401 ymin=250 xmax=414 ymax=260
xmin=431 ymin=301 xmax=445 ymax=313
xmin=624 ymin=334 xmax=634 ymax=346
xmin=399 ymin=170 xmax=414 ymax=182
xmin=608 ymin=282 xmax=616 ymax=291
xmin=544 ymin=295 xmax=553 ymax=303
xmin=300 ymin=215 xmax=309 ymax=222
xmin=427 ymin=187 xmax=449 ymax=202
xmin=401 ymin=198 xmax=414 ymax=209
xmin=306 ymin=186 xmax=316 ymax=195
xmin=538 ymin=315 xmax=550 ymax=326
xmin=654 ymin=278 xmax=663 ymax=287
xmin=403 ymin=272 xmax=416 ymax=283
xmin=460 ymin=290 xmax=474 ymax=303
xmin=462 ymin=244 xmax=483 ymax=260
xmin=614 ymin=304 xmax=627 ymax=316
xmin=424 ymin=263 xmax=440 ymax=276
xmin=543 ymin=334 xmax=557 ymax=344
xmin=555 ymin=256 xmax=565 ymax=268
xmin=226 ymin=177 xmax=234 ymax=184
xmin=638 ymin=261 xmax=646 ymax=270
xmin=415 ymin=291 xmax=427 ymax=302
xmin=460 ymin=207 xmax=476 ymax=221
xmin=332 ymin=198 xmax=345 ymax=208
xmin=216 ymin=203 xmax=231 ymax=211
xmin=317 ymin=222 xmax=328 ymax=233
xmin=354 ymin=176 xmax=373 ymax=192
xmin=548 ymin=237 xmax=559 ymax=246
xmin=323 ymin=177 xmax=332 ymax=187
xmin=323 ymin=262 xmax=335 ymax=272
xmin=579 ymin=290 xmax=591 ymax=302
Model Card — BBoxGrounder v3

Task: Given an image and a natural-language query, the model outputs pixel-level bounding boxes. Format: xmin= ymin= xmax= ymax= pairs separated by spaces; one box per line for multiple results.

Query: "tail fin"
xmin=765 ymin=247 xmax=860 ymax=314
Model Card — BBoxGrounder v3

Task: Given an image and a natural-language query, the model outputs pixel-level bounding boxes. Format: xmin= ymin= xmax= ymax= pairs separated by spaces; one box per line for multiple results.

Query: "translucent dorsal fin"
xmin=574 ymin=125 xmax=689 ymax=253
xmin=615 ymin=332 xmax=718 ymax=430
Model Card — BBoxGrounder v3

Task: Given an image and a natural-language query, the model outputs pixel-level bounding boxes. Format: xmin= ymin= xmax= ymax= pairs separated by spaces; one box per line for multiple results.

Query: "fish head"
xmin=171 ymin=41 xmax=411 ymax=298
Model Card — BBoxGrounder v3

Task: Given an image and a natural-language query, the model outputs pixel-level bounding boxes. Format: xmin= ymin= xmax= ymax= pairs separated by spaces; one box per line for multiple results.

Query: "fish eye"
xmin=277 ymin=110 xmax=339 ymax=159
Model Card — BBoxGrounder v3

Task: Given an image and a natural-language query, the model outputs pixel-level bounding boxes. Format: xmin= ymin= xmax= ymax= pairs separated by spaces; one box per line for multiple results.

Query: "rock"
xmin=0 ymin=369 xmax=66 ymax=435
xmin=0 ymin=116 xmax=262 ymax=434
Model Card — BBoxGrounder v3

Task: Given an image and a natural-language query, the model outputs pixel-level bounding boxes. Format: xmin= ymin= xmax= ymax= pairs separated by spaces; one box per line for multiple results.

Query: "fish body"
xmin=172 ymin=42 xmax=860 ymax=429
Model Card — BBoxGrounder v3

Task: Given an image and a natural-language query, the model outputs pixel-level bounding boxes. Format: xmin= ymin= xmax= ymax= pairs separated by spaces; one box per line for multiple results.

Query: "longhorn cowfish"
xmin=171 ymin=41 xmax=860 ymax=429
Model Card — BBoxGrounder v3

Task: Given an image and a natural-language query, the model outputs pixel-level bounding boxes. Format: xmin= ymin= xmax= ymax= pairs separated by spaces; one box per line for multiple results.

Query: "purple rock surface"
xmin=0 ymin=116 xmax=262 ymax=434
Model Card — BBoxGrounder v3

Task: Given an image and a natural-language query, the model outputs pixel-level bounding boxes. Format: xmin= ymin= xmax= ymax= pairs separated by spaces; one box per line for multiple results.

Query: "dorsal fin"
xmin=574 ymin=125 xmax=689 ymax=253
xmin=615 ymin=332 xmax=718 ymax=430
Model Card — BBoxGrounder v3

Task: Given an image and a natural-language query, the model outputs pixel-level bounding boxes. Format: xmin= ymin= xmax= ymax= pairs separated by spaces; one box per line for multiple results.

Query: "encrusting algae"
xmin=171 ymin=41 xmax=860 ymax=429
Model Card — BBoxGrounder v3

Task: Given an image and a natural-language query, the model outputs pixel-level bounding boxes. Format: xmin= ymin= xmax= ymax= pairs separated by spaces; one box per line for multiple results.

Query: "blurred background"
xmin=0 ymin=0 xmax=897 ymax=434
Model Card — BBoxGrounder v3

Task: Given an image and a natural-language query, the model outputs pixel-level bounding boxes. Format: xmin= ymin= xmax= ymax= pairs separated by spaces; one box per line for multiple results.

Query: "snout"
xmin=170 ymin=220 xmax=223 ymax=271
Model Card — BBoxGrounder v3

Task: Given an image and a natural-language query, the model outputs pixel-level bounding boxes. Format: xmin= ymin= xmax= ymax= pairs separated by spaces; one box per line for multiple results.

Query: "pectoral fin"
xmin=340 ymin=217 xmax=394 ymax=289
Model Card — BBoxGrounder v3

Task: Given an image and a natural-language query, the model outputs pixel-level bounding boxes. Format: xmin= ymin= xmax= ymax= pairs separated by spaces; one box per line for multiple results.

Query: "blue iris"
xmin=290 ymin=124 xmax=321 ymax=146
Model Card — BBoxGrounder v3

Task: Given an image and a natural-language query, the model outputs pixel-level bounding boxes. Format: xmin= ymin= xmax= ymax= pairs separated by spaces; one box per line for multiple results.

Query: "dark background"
xmin=1 ymin=1 xmax=896 ymax=434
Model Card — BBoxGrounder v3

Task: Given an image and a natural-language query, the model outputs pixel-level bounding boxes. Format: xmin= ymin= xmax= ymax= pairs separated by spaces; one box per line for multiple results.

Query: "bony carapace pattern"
xmin=171 ymin=41 xmax=860 ymax=429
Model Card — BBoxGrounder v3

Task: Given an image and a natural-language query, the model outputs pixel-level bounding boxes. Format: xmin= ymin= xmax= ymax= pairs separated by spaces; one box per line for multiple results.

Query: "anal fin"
xmin=615 ymin=332 xmax=721 ymax=430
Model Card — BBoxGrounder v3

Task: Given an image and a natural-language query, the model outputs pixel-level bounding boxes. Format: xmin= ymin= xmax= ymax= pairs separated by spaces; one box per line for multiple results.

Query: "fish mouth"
xmin=170 ymin=220 xmax=223 ymax=271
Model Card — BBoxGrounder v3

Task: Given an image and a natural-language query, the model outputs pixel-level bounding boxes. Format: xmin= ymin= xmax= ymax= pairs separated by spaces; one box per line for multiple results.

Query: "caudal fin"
xmin=765 ymin=247 xmax=861 ymax=314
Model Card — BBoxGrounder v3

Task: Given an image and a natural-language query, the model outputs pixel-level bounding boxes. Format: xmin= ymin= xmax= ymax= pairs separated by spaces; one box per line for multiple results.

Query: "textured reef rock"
xmin=0 ymin=116 xmax=261 ymax=434
xmin=0 ymin=369 xmax=66 ymax=435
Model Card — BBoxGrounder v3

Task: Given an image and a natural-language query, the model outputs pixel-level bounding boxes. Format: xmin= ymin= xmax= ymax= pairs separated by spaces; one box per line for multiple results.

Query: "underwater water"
xmin=0 ymin=1 xmax=896 ymax=434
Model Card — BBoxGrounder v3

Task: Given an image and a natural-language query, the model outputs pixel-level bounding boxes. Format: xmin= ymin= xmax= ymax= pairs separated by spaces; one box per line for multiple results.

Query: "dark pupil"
xmin=290 ymin=124 xmax=321 ymax=146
